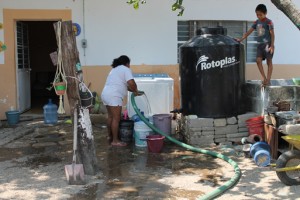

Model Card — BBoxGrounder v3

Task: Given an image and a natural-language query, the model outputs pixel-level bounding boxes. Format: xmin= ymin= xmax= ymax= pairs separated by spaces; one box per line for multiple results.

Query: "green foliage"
xmin=172 ymin=0 xmax=184 ymax=16
xmin=126 ymin=0 xmax=185 ymax=16
xmin=127 ymin=0 xmax=146 ymax=10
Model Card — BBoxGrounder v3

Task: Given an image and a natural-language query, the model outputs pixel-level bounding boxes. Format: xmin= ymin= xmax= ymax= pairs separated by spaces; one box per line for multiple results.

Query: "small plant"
xmin=127 ymin=0 xmax=184 ymax=16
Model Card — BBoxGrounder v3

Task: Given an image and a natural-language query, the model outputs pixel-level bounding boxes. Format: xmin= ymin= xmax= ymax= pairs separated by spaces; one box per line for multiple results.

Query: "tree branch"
xmin=271 ymin=0 xmax=300 ymax=30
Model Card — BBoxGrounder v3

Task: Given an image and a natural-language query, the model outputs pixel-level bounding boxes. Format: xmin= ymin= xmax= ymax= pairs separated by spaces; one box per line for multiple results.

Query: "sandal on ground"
xmin=111 ymin=142 xmax=127 ymax=147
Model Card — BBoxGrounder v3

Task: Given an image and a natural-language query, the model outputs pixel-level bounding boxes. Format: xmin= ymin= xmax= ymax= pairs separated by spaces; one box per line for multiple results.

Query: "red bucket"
xmin=246 ymin=116 xmax=264 ymax=125
xmin=146 ymin=135 xmax=165 ymax=153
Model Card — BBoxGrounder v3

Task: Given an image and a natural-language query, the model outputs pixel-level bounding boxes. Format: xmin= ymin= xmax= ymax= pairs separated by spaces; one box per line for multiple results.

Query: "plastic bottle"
xmin=43 ymin=99 xmax=58 ymax=124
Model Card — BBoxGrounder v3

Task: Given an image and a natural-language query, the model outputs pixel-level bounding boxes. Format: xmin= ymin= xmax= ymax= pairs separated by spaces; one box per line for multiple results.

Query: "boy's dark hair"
xmin=256 ymin=4 xmax=267 ymax=14
xmin=112 ymin=55 xmax=130 ymax=68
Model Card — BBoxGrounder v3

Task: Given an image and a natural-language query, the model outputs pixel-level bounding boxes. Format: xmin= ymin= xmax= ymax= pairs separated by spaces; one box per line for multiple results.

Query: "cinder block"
xmin=238 ymin=127 xmax=249 ymax=132
xmin=238 ymin=121 xmax=247 ymax=127
xmin=226 ymin=132 xmax=249 ymax=138
xmin=201 ymin=126 xmax=215 ymax=131
xmin=186 ymin=115 xmax=198 ymax=120
xmin=227 ymin=117 xmax=237 ymax=125
xmin=215 ymin=125 xmax=238 ymax=135
xmin=227 ymin=137 xmax=243 ymax=143
xmin=214 ymin=134 xmax=226 ymax=139
xmin=214 ymin=118 xmax=227 ymax=127
xmin=188 ymin=118 xmax=214 ymax=128
xmin=201 ymin=131 xmax=214 ymax=136
xmin=189 ymin=127 xmax=202 ymax=132
xmin=189 ymin=131 xmax=201 ymax=137
xmin=237 ymin=112 xmax=259 ymax=123
xmin=214 ymin=138 xmax=227 ymax=143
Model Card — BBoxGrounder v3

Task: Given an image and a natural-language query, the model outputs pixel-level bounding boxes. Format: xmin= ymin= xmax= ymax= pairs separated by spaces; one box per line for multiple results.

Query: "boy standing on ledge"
xmin=238 ymin=4 xmax=275 ymax=87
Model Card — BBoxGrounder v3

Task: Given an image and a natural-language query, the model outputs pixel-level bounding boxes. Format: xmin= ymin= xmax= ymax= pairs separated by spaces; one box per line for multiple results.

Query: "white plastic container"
xmin=134 ymin=121 xmax=152 ymax=147
xmin=127 ymin=74 xmax=174 ymax=118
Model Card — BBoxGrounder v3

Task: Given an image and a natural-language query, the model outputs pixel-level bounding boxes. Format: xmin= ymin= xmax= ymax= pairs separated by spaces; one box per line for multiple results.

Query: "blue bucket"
xmin=250 ymin=142 xmax=271 ymax=167
xmin=5 ymin=111 xmax=20 ymax=125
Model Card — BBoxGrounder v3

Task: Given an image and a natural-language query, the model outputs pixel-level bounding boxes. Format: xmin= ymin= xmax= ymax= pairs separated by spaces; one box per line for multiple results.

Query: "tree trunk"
xmin=54 ymin=21 xmax=99 ymax=175
xmin=271 ymin=0 xmax=300 ymax=30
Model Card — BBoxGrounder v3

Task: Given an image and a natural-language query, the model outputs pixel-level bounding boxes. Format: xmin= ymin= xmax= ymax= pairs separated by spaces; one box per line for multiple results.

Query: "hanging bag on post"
xmin=52 ymin=21 xmax=67 ymax=114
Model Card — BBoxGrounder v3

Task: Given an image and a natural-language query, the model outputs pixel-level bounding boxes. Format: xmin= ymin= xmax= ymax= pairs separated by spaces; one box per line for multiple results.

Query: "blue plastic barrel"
xmin=250 ymin=142 xmax=271 ymax=167
xmin=43 ymin=99 xmax=58 ymax=124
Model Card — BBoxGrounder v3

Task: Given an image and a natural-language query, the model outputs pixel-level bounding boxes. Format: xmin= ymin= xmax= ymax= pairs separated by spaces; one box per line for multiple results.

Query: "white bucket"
xmin=134 ymin=121 xmax=152 ymax=147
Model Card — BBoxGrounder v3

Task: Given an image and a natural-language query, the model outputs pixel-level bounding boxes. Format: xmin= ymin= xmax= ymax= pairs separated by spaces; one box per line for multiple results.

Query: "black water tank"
xmin=179 ymin=27 xmax=245 ymax=118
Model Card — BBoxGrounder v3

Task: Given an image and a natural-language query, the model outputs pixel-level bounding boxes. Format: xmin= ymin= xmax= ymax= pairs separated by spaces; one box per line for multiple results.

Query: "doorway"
xmin=16 ymin=21 xmax=58 ymax=114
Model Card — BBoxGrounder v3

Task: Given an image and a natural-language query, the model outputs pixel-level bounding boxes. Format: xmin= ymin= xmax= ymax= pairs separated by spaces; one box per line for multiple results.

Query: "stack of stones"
xmin=180 ymin=112 xmax=260 ymax=146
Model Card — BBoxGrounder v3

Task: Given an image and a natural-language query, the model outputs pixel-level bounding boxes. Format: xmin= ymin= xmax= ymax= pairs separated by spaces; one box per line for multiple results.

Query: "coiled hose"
xmin=131 ymin=93 xmax=241 ymax=200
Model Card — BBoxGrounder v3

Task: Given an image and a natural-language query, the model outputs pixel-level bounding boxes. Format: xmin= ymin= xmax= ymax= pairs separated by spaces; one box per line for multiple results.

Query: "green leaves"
xmin=127 ymin=0 xmax=184 ymax=16
xmin=127 ymin=0 xmax=144 ymax=10
xmin=172 ymin=0 xmax=185 ymax=16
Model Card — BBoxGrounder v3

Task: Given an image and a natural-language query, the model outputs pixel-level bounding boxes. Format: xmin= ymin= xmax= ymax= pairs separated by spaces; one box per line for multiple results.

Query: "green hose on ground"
xmin=131 ymin=93 xmax=241 ymax=200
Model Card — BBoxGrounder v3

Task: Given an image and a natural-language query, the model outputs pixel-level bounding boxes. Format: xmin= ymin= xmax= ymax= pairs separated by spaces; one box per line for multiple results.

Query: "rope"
xmin=53 ymin=21 xmax=67 ymax=114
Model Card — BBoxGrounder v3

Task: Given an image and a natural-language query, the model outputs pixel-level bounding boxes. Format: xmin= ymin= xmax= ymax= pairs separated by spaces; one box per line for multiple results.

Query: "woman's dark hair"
xmin=256 ymin=4 xmax=267 ymax=14
xmin=111 ymin=55 xmax=130 ymax=68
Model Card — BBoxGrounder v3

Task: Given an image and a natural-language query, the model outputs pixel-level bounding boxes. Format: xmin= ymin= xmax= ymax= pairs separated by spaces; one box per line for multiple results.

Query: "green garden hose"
xmin=131 ymin=93 xmax=241 ymax=200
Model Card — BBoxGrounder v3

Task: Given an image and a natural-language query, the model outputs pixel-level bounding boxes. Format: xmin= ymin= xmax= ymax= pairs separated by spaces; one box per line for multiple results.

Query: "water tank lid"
xmin=196 ymin=27 xmax=227 ymax=36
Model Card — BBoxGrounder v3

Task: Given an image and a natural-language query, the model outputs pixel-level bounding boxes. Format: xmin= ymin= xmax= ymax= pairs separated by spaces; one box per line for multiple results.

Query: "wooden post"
xmin=54 ymin=21 xmax=98 ymax=175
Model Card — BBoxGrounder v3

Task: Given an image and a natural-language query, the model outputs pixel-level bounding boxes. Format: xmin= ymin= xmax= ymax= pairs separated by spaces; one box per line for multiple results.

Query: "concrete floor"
xmin=0 ymin=114 xmax=297 ymax=200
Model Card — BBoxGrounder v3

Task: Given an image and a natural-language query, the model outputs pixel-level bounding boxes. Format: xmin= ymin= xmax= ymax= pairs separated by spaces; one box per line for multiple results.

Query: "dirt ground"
xmin=0 ymin=114 xmax=299 ymax=200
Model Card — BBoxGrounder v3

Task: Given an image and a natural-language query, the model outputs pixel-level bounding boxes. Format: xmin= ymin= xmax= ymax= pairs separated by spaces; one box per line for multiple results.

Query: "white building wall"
xmin=0 ymin=0 xmax=299 ymax=65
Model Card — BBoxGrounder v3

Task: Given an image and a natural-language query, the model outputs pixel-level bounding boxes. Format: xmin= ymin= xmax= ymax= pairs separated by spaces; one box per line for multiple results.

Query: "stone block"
xmin=214 ymin=118 xmax=227 ymax=127
xmin=227 ymin=137 xmax=243 ymax=143
xmin=201 ymin=126 xmax=215 ymax=131
xmin=226 ymin=132 xmax=249 ymax=138
xmin=238 ymin=127 xmax=249 ymax=132
xmin=214 ymin=138 xmax=227 ymax=143
xmin=218 ymin=142 xmax=233 ymax=146
xmin=227 ymin=117 xmax=237 ymax=125
xmin=214 ymin=134 xmax=226 ymax=139
xmin=215 ymin=125 xmax=238 ymax=135
xmin=188 ymin=118 xmax=214 ymax=128
xmin=189 ymin=131 xmax=201 ymax=137
xmin=186 ymin=115 xmax=198 ymax=120
xmin=189 ymin=127 xmax=202 ymax=133
xmin=238 ymin=122 xmax=247 ymax=128
xmin=267 ymin=86 xmax=294 ymax=101
xmin=189 ymin=137 xmax=214 ymax=146
xmin=201 ymin=131 xmax=215 ymax=136
xmin=237 ymin=112 xmax=259 ymax=122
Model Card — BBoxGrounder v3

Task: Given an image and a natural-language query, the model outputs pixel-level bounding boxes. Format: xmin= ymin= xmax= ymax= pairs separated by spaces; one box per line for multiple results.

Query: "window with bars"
xmin=16 ymin=21 xmax=30 ymax=69
xmin=177 ymin=20 xmax=258 ymax=63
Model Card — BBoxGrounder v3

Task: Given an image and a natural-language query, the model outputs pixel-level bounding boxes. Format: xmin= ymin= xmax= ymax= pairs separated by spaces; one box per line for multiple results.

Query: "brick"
xmin=201 ymin=131 xmax=214 ymax=136
xmin=214 ymin=118 xmax=227 ymax=127
xmin=227 ymin=117 xmax=237 ymax=125
xmin=215 ymin=125 xmax=238 ymax=135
